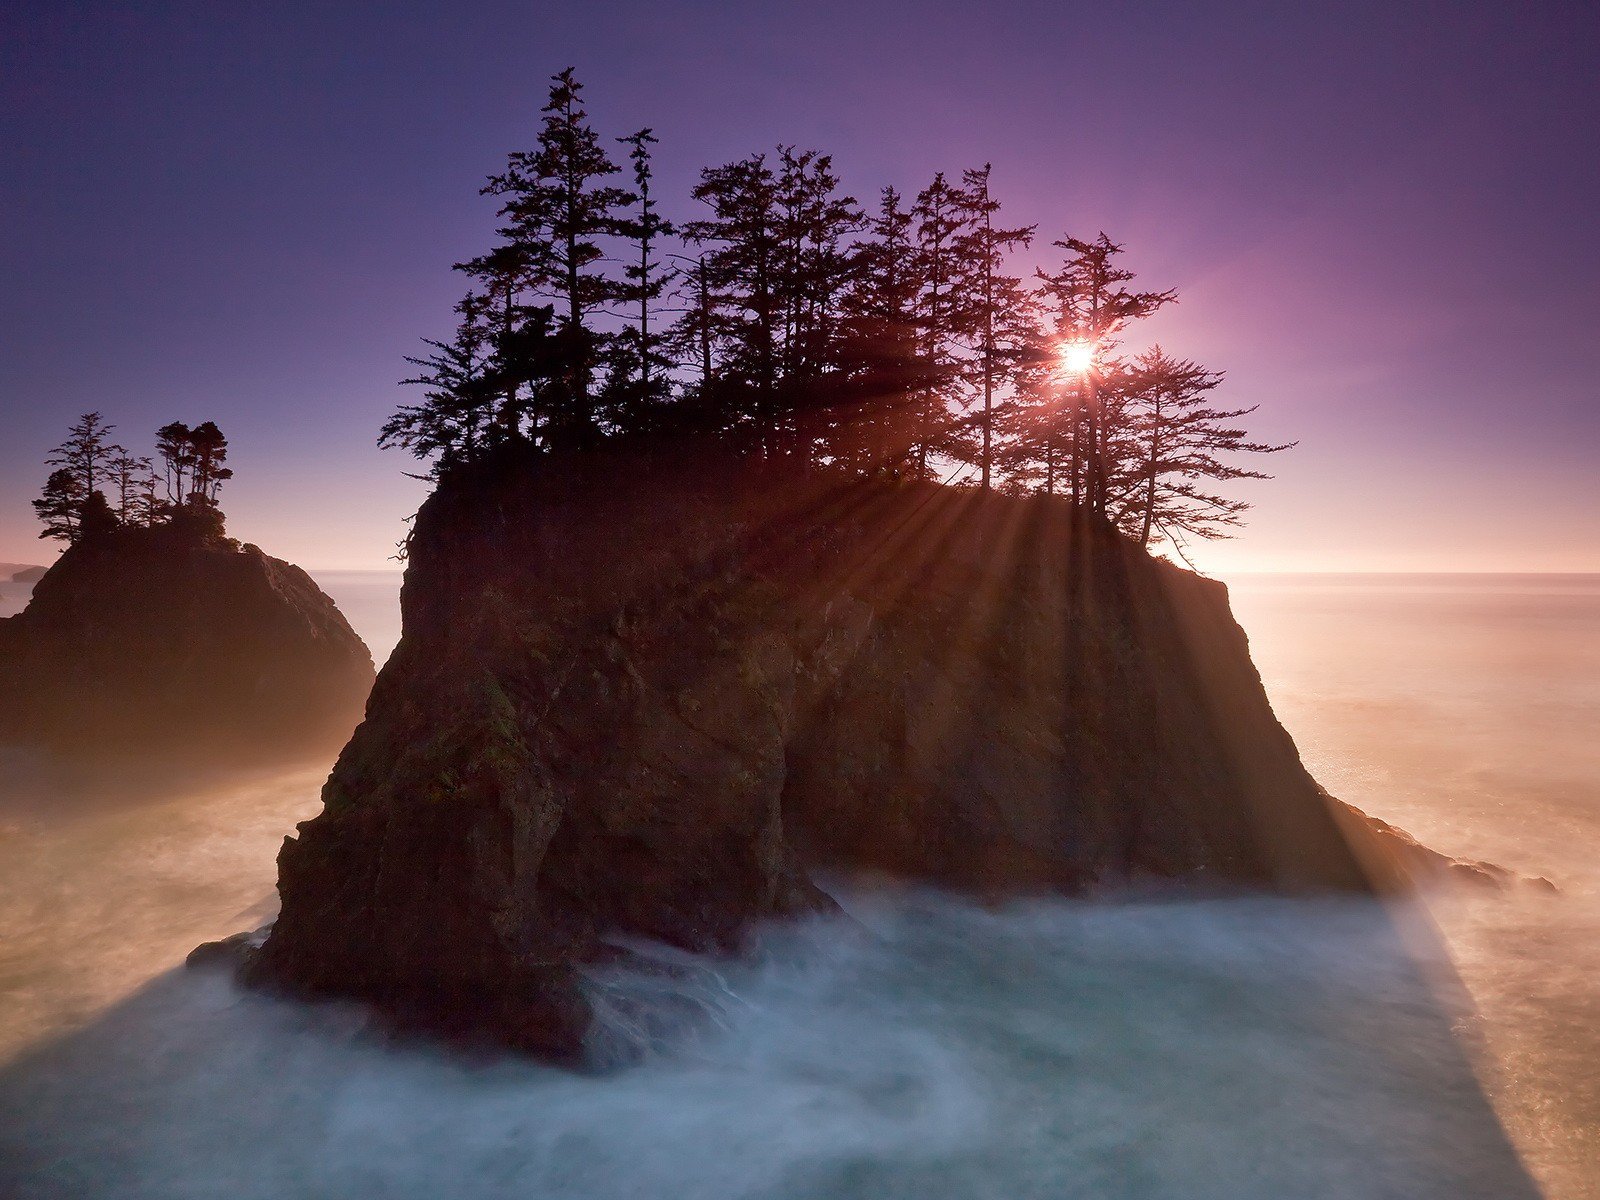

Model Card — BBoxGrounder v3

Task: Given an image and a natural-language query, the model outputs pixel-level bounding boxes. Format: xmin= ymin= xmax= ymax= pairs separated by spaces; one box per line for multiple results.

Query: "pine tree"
xmin=956 ymin=165 xmax=1036 ymax=489
xmin=187 ymin=422 xmax=232 ymax=504
xmin=832 ymin=187 xmax=934 ymax=475
xmin=1112 ymin=346 xmax=1292 ymax=546
xmin=461 ymin=69 xmax=632 ymax=450
xmin=105 ymin=451 xmax=152 ymax=523
xmin=995 ymin=326 xmax=1076 ymax=498
xmin=604 ymin=128 xmax=677 ymax=434
xmin=47 ymin=412 xmax=124 ymax=504
xmin=33 ymin=468 xmax=83 ymax=542
xmin=774 ymin=149 xmax=862 ymax=386
xmin=682 ymin=152 xmax=782 ymax=447
xmin=908 ymin=173 xmax=978 ymax=478
xmin=77 ymin=490 xmax=120 ymax=541
xmin=461 ymin=247 xmax=541 ymax=439
xmin=155 ymin=421 xmax=194 ymax=504
xmin=384 ymin=293 xmax=499 ymax=474
xmin=133 ymin=458 xmax=163 ymax=527
xmin=680 ymin=253 xmax=717 ymax=397
xmin=386 ymin=119 xmax=1295 ymax=542
xmin=1034 ymin=235 xmax=1174 ymax=517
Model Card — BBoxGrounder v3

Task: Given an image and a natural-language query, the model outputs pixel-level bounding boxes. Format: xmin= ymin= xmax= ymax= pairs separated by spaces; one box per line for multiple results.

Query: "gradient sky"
xmin=3 ymin=0 xmax=1597 ymax=573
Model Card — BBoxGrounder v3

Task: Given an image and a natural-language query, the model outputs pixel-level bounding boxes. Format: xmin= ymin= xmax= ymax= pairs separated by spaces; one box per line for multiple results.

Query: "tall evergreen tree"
xmin=47 ymin=412 xmax=123 ymax=505
xmin=956 ymin=165 xmax=1036 ymax=489
xmin=995 ymin=325 xmax=1077 ymax=498
xmin=384 ymin=117 xmax=1294 ymax=549
xmin=133 ymin=458 xmax=163 ymax=527
xmin=832 ymin=187 xmax=933 ymax=475
xmin=155 ymin=421 xmax=194 ymax=504
xmin=105 ymin=451 xmax=153 ymax=523
xmin=77 ymin=489 xmax=119 ymax=541
xmin=33 ymin=468 xmax=83 ymax=542
xmin=1035 ymin=234 xmax=1174 ymax=516
xmin=186 ymin=422 xmax=232 ymax=504
xmin=605 ymin=128 xmax=677 ymax=432
xmin=682 ymin=152 xmax=783 ymax=447
xmin=682 ymin=253 xmax=717 ymax=397
xmin=384 ymin=293 xmax=500 ymax=474
xmin=460 ymin=68 xmax=632 ymax=449
xmin=683 ymin=149 xmax=864 ymax=454
xmin=1112 ymin=346 xmax=1291 ymax=545
xmin=774 ymin=149 xmax=862 ymax=385
xmin=907 ymin=173 xmax=978 ymax=478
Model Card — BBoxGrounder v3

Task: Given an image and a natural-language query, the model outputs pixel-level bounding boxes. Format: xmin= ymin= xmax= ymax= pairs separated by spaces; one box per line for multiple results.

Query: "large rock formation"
xmin=245 ymin=441 xmax=1424 ymax=1059
xmin=0 ymin=528 xmax=374 ymax=757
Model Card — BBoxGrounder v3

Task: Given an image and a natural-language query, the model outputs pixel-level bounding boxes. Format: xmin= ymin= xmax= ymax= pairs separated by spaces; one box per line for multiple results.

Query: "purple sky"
xmin=3 ymin=0 xmax=1597 ymax=572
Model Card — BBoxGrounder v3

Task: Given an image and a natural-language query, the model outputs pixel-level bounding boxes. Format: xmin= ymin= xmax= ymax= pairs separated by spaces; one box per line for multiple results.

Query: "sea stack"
xmin=245 ymin=440 xmax=1414 ymax=1059
xmin=0 ymin=524 xmax=375 ymax=757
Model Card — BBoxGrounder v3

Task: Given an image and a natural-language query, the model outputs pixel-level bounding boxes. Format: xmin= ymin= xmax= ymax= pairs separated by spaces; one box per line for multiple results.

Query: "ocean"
xmin=0 ymin=571 xmax=1595 ymax=1198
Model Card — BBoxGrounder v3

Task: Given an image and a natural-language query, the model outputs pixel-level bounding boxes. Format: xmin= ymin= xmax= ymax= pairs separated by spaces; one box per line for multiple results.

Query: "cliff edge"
xmin=246 ymin=442 xmax=1425 ymax=1058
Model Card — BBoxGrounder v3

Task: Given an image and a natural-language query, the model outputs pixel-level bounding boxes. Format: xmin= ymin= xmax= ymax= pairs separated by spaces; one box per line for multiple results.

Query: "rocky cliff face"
xmin=247 ymin=443 xmax=1420 ymax=1059
xmin=0 ymin=529 xmax=374 ymax=757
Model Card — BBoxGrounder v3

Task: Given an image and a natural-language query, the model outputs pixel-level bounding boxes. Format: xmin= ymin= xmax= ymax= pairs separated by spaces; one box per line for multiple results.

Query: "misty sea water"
xmin=0 ymin=572 xmax=1595 ymax=1199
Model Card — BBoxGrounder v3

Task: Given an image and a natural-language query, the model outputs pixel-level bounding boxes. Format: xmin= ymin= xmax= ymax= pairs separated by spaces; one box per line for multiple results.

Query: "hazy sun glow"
xmin=1060 ymin=341 xmax=1095 ymax=374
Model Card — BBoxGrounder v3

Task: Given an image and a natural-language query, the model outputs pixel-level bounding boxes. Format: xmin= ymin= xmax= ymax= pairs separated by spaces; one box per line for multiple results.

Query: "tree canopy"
xmin=34 ymin=416 xmax=234 ymax=545
xmin=386 ymin=69 xmax=1291 ymax=556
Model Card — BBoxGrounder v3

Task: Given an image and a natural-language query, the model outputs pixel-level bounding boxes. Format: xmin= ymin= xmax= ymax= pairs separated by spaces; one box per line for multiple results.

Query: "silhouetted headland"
xmin=233 ymin=439 xmax=1497 ymax=1061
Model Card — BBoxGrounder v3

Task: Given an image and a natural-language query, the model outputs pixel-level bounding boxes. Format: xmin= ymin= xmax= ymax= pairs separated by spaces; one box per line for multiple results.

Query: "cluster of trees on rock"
xmin=34 ymin=412 xmax=233 ymax=544
xmin=374 ymin=69 xmax=1286 ymax=550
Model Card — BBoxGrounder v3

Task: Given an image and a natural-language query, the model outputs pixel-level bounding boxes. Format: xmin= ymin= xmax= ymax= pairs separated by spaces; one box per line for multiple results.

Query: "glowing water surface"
xmin=0 ymin=572 xmax=1594 ymax=1198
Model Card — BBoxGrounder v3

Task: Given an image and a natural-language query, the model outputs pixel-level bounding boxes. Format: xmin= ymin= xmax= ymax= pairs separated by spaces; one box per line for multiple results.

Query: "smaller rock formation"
xmin=9 ymin=565 xmax=48 ymax=585
xmin=0 ymin=526 xmax=374 ymax=758
xmin=1334 ymin=798 xmax=1556 ymax=892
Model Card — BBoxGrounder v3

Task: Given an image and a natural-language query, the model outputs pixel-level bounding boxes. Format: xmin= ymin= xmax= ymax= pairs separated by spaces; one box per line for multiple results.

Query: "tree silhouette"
xmin=908 ymin=172 xmax=978 ymax=478
xmin=682 ymin=152 xmax=783 ymax=447
xmin=34 ymin=416 xmax=237 ymax=543
xmin=134 ymin=458 xmax=162 ymax=526
xmin=667 ymin=252 xmax=719 ymax=416
xmin=47 ymin=412 xmax=124 ymax=505
xmin=996 ymin=327 xmax=1075 ymax=498
xmin=774 ymin=148 xmax=862 ymax=401
xmin=461 ymin=68 xmax=632 ymax=451
xmin=1035 ymin=235 xmax=1174 ymax=517
xmin=105 ymin=451 xmax=155 ymax=524
xmin=155 ymin=421 xmax=194 ymax=505
xmin=1112 ymin=346 xmax=1292 ymax=545
xmin=956 ymin=165 xmax=1036 ymax=489
xmin=33 ymin=469 xmax=82 ymax=542
xmin=186 ymin=422 xmax=233 ymax=504
xmin=604 ymin=128 xmax=676 ymax=433
xmin=383 ymin=294 xmax=497 ymax=474
xmin=831 ymin=186 xmax=934 ymax=476
xmin=77 ymin=489 xmax=119 ymax=541
xmin=380 ymin=77 xmax=1296 ymax=559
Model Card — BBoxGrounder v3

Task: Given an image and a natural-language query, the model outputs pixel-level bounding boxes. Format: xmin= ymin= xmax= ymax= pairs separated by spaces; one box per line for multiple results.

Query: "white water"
xmin=0 ymin=572 xmax=1595 ymax=1198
